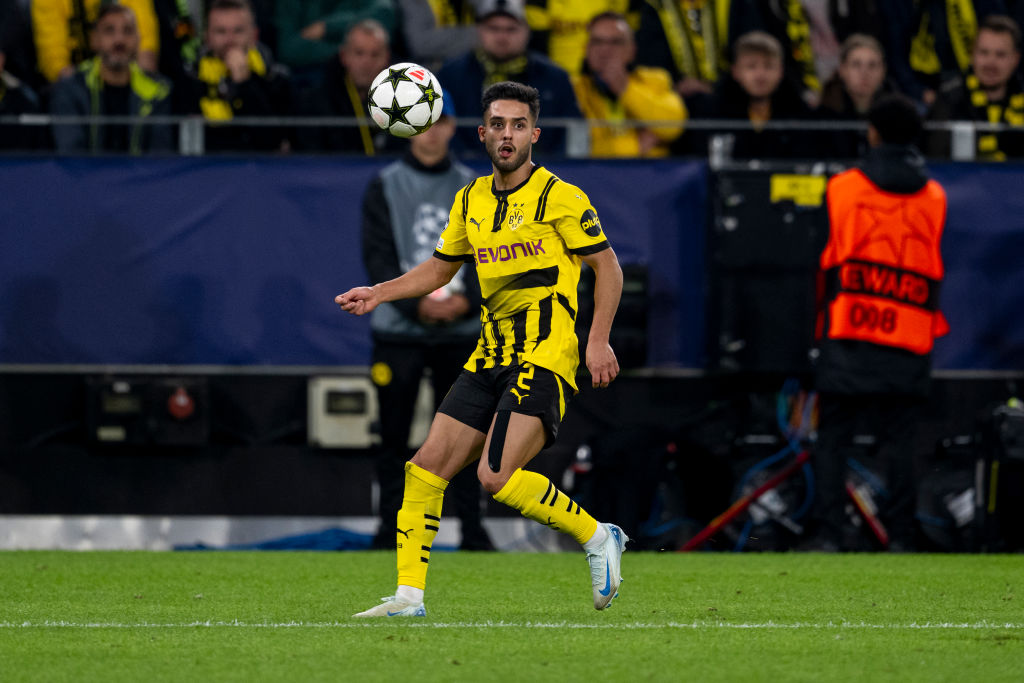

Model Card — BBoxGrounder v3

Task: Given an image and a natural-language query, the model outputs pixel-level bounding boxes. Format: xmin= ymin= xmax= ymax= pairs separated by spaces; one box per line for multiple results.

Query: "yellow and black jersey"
xmin=433 ymin=165 xmax=610 ymax=391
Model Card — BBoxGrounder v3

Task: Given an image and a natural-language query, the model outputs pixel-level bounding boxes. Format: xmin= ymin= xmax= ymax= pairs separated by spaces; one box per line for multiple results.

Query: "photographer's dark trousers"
xmin=812 ymin=393 xmax=924 ymax=549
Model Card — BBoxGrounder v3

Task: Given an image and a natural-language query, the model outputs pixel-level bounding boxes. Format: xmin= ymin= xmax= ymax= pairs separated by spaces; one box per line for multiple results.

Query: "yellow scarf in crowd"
xmin=653 ymin=0 xmax=730 ymax=82
xmin=426 ymin=0 xmax=475 ymax=27
xmin=197 ymin=48 xmax=267 ymax=121
xmin=910 ymin=0 xmax=977 ymax=76
xmin=965 ymin=72 xmax=1024 ymax=161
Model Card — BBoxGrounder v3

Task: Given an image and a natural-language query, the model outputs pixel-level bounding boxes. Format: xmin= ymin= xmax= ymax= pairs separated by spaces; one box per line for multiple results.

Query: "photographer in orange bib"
xmin=809 ymin=93 xmax=949 ymax=553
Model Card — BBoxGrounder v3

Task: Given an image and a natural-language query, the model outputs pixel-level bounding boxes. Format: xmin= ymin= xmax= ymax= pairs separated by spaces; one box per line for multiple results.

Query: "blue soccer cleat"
xmin=353 ymin=595 xmax=426 ymax=618
xmin=586 ymin=523 xmax=627 ymax=610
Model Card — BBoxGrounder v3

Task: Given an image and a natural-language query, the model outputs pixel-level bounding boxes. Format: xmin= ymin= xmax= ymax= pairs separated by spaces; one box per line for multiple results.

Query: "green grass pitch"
xmin=0 ymin=550 xmax=1021 ymax=682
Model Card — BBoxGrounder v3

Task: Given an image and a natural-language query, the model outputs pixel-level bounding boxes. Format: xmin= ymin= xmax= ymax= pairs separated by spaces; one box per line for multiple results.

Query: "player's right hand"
xmin=335 ymin=286 xmax=378 ymax=316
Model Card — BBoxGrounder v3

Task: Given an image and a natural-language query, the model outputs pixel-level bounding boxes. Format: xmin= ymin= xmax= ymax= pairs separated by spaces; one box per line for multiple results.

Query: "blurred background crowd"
xmin=2 ymin=0 xmax=1024 ymax=159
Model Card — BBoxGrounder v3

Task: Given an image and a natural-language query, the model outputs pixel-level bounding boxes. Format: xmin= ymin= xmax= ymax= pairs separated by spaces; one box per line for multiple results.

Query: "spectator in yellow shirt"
xmin=33 ymin=0 xmax=159 ymax=82
xmin=524 ymin=0 xmax=641 ymax=75
xmin=572 ymin=11 xmax=685 ymax=157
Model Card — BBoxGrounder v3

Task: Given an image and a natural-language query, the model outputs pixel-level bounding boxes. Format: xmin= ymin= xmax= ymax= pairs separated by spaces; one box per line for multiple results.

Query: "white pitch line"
xmin=0 ymin=620 xmax=1021 ymax=630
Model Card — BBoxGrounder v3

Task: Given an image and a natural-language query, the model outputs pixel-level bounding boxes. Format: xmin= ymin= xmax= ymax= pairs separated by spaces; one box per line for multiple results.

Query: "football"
xmin=367 ymin=62 xmax=444 ymax=138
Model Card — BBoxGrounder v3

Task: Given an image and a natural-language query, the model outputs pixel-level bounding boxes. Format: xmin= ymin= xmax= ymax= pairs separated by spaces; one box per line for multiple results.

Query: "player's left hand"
xmin=335 ymin=286 xmax=379 ymax=316
xmin=586 ymin=342 xmax=619 ymax=388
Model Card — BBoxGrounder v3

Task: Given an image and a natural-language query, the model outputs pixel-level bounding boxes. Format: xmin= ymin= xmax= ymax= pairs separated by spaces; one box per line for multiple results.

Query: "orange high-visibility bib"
xmin=822 ymin=169 xmax=949 ymax=355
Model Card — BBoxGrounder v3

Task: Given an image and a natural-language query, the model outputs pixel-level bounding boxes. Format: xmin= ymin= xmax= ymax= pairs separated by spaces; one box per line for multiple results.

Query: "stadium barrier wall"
xmin=0 ymin=157 xmax=1021 ymax=370
xmin=0 ymin=157 xmax=1021 ymax=549
xmin=0 ymin=156 xmax=707 ymax=368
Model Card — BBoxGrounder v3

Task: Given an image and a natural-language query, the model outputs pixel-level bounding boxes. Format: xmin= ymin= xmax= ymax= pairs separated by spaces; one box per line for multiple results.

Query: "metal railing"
xmin=0 ymin=114 xmax=1013 ymax=161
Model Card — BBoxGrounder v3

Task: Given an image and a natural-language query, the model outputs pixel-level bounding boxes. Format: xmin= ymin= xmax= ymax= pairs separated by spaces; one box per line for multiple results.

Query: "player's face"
xmin=206 ymin=8 xmax=257 ymax=59
xmin=585 ymin=17 xmax=634 ymax=72
xmin=93 ymin=11 xmax=139 ymax=70
xmin=973 ymin=29 xmax=1020 ymax=91
xmin=479 ymin=99 xmax=540 ymax=173
xmin=838 ymin=46 xmax=885 ymax=101
xmin=478 ymin=15 xmax=529 ymax=62
xmin=341 ymin=29 xmax=390 ymax=90
xmin=731 ymin=52 xmax=783 ymax=100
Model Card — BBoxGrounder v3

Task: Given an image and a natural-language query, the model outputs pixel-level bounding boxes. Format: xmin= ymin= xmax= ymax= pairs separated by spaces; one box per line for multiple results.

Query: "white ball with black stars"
xmin=367 ymin=62 xmax=444 ymax=138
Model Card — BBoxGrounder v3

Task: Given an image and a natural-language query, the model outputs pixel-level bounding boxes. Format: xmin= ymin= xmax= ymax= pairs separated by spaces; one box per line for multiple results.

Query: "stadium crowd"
xmin=1 ymin=0 xmax=1024 ymax=159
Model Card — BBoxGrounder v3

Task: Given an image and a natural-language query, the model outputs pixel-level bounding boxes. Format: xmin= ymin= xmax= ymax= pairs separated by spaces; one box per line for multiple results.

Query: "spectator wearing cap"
xmin=358 ymin=90 xmax=494 ymax=552
xmin=572 ymin=11 xmax=685 ymax=157
xmin=437 ymin=0 xmax=583 ymax=157
xmin=294 ymin=18 xmax=404 ymax=155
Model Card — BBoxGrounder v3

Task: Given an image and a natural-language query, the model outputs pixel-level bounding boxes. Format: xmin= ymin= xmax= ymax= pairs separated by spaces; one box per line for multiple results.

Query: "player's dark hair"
xmin=868 ymin=93 xmax=922 ymax=145
xmin=481 ymin=81 xmax=540 ymax=122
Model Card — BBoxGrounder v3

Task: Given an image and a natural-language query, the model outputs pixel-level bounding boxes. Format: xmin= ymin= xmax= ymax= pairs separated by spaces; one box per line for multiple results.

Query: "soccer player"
xmin=336 ymin=80 xmax=627 ymax=616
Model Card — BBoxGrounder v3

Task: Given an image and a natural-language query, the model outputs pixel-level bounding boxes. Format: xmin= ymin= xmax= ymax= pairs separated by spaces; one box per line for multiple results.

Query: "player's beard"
xmin=486 ymin=137 xmax=531 ymax=174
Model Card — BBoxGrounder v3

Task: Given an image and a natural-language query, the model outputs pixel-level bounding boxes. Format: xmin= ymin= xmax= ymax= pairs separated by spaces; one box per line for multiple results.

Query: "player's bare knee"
xmin=477 ymin=466 xmax=508 ymax=496
xmin=409 ymin=440 xmax=445 ymax=473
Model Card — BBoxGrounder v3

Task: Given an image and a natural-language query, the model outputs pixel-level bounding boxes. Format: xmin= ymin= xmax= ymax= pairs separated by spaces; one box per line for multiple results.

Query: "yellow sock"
xmin=493 ymin=468 xmax=598 ymax=545
xmin=396 ymin=462 xmax=448 ymax=590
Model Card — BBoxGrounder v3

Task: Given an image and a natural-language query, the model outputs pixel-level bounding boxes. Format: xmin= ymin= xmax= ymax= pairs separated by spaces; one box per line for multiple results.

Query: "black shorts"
xmin=437 ymin=362 xmax=573 ymax=448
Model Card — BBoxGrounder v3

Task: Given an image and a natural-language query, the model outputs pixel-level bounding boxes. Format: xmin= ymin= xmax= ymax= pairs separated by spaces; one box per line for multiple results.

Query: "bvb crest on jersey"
xmin=507 ymin=204 xmax=525 ymax=231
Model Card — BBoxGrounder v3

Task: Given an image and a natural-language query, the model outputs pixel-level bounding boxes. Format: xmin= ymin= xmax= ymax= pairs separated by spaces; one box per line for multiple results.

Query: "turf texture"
xmin=0 ymin=550 xmax=1021 ymax=682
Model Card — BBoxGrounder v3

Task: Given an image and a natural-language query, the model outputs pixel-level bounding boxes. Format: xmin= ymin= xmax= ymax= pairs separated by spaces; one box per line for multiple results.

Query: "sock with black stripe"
xmin=492 ymin=468 xmax=598 ymax=545
xmin=396 ymin=462 xmax=447 ymax=592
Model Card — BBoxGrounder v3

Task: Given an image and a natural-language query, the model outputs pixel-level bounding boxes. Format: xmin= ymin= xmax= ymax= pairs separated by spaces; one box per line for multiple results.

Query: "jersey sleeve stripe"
xmin=461 ymin=178 xmax=477 ymax=221
xmin=533 ymin=177 xmax=559 ymax=221
xmin=569 ymin=240 xmax=610 ymax=256
xmin=433 ymin=250 xmax=474 ymax=262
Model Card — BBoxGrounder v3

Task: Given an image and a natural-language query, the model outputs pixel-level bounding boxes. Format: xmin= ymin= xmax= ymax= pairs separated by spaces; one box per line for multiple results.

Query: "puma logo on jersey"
xmin=510 ymin=388 xmax=528 ymax=404
xmin=469 ymin=217 xmax=483 ymax=230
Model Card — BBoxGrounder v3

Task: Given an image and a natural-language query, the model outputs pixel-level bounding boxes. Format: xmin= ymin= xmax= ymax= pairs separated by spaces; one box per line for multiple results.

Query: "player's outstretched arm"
xmin=581 ymin=247 xmax=623 ymax=388
xmin=335 ymin=257 xmax=463 ymax=316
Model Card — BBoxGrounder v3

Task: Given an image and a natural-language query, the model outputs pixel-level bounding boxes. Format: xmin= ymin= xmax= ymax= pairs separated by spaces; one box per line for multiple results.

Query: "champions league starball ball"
xmin=367 ymin=62 xmax=445 ymax=138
